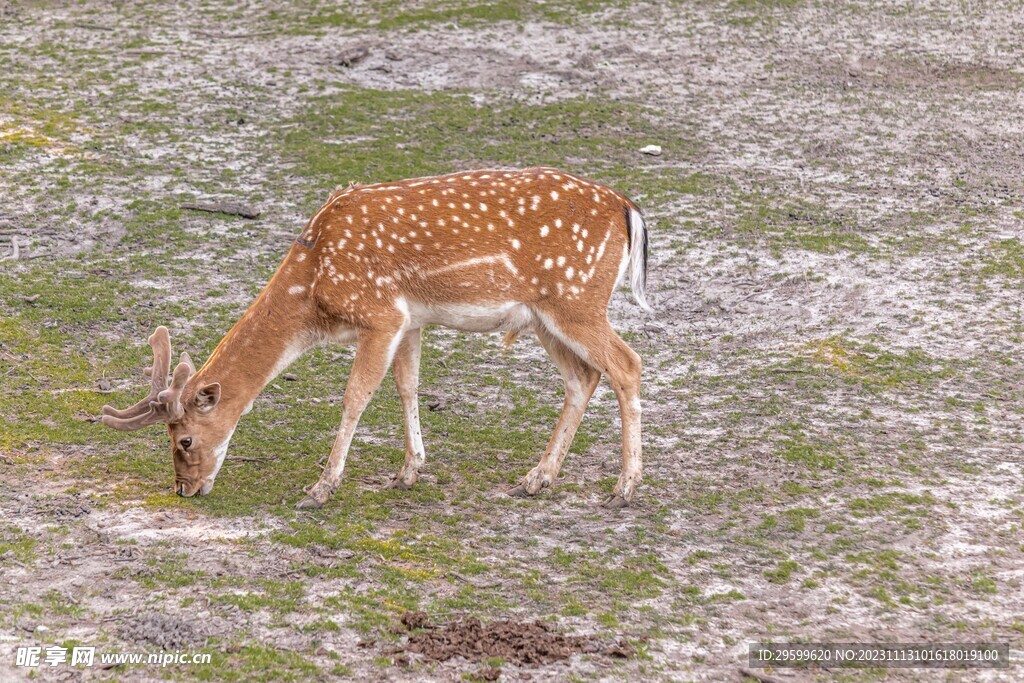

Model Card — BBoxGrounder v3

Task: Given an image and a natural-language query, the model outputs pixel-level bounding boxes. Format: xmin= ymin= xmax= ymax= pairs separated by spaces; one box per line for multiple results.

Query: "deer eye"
xmin=179 ymin=437 xmax=193 ymax=450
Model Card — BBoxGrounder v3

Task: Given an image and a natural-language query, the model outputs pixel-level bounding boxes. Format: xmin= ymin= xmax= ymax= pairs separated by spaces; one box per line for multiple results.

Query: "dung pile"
xmin=398 ymin=611 xmax=633 ymax=665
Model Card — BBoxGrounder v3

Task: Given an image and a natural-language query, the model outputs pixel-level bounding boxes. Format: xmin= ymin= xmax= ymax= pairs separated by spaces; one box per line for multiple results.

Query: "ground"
xmin=1 ymin=0 xmax=1023 ymax=681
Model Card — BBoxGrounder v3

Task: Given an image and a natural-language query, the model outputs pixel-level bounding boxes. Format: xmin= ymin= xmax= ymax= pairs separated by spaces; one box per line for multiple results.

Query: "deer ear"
xmin=194 ymin=383 xmax=221 ymax=412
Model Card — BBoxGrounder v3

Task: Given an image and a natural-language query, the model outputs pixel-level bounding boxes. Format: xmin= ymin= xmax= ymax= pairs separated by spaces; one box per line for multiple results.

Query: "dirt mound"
xmin=398 ymin=612 xmax=632 ymax=665
xmin=118 ymin=611 xmax=208 ymax=650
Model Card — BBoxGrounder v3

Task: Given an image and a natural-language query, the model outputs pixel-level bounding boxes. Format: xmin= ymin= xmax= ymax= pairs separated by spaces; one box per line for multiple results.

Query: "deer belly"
xmin=404 ymin=299 xmax=534 ymax=333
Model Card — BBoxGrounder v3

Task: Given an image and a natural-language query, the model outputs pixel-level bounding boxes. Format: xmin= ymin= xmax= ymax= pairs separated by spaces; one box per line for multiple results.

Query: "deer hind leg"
xmin=296 ymin=326 xmax=403 ymax=510
xmin=509 ymin=327 xmax=601 ymax=498
xmin=541 ymin=316 xmax=643 ymax=509
xmin=385 ymin=327 xmax=425 ymax=490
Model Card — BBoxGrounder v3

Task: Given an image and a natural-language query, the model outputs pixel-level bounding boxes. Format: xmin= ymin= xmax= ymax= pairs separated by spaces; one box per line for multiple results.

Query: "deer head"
xmin=101 ymin=326 xmax=227 ymax=497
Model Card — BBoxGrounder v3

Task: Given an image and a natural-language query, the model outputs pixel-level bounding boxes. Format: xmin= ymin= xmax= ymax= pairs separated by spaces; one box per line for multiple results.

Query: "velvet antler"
xmin=100 ymin=326 xmax=194 ymax=431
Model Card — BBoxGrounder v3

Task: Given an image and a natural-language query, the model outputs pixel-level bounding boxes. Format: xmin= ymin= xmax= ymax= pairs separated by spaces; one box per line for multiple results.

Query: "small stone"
xmin=423 ymin=395 xmax=446 ymax=412
xmin=846 ymin=56 xmax=863 ymax=78
xmin=639 ymin=144 xmax=662 ymax=156
xmin=97 ymin=378 xmax=112 ymax=391
xmin=282 ymin=373 xmax=299 ymax=381
xmin=338 ymin=45 xmax=370 ymax=67
xmin=575 ymin=54 xmax=596 ymax=70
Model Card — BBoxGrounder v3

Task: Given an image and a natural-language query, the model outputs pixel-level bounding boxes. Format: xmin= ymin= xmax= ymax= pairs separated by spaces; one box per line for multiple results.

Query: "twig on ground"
xmin=0 ymin=348 xmax=41 ymax=384
xmin=446 ymin=572 xmax=506 ymax=589
xmin=181 ymin=202 xmax=261 ymax=219
xmin=194 ymin=30 xmax=275 ymax=39
xmin=72 ymin=22 xmax=114 ymax=31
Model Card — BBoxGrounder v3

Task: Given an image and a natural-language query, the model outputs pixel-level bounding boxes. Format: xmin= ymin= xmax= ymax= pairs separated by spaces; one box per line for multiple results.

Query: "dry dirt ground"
xmin=2 ymin=1 xmax=1023 ymax=681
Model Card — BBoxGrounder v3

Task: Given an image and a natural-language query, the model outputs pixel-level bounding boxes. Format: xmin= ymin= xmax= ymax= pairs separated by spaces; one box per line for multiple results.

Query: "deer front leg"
xmin=385 ymin=327 xmax=425 ymax=490
xmin=296 ymin=327 xmax=402 ymax=510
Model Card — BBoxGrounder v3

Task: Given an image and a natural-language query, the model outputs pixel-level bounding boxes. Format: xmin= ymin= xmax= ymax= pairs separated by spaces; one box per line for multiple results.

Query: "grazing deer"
xmin=100 ymin=168 xmax=650 ymax=509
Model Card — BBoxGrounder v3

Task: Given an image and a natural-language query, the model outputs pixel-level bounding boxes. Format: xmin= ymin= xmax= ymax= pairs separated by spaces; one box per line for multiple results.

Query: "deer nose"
xmin=177 ymin=483 xmax=186 ymax=496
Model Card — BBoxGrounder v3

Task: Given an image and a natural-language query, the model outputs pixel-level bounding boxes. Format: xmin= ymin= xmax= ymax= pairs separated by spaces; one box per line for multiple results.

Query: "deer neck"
xmin=190 ymin=275 xmax=317 ymax=418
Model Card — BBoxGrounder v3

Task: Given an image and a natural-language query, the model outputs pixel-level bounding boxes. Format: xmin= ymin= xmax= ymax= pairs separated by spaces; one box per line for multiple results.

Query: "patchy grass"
xmin=785 ymin=336 xmax=957 ymax=391
xmin=732 ymin=196 xmax=873 ymax=255
xmin=197 ymin=645 xmax=321 ymax=682
xmin=0 ymin=525 xmax=39 ymax=563
xmin=262 ymin=0 xmax=643 ymax=32
xmin=764 ymin=559 xmax=800 ymax=584
xmin=981 ymin=238 xmax=1024 ymax=281
xmin=278 ymin=87 xmax=695 ymax=205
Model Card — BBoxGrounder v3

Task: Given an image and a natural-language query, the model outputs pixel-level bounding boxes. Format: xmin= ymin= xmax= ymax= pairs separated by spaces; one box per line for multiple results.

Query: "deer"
xmin=100 ymin=167 xmax=651 ymax=509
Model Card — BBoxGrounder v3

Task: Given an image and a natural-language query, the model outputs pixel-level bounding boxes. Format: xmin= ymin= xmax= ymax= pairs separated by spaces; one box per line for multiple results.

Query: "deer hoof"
xmin=384 ymin=476 xmax=414 ymax=491
xmin=295 ymin=495 xmax=325 ymax=510
xmin=600 ymin=494 xmax=630 ymax=510
xmin=507 ymin=483 xmax=531 ymax=498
